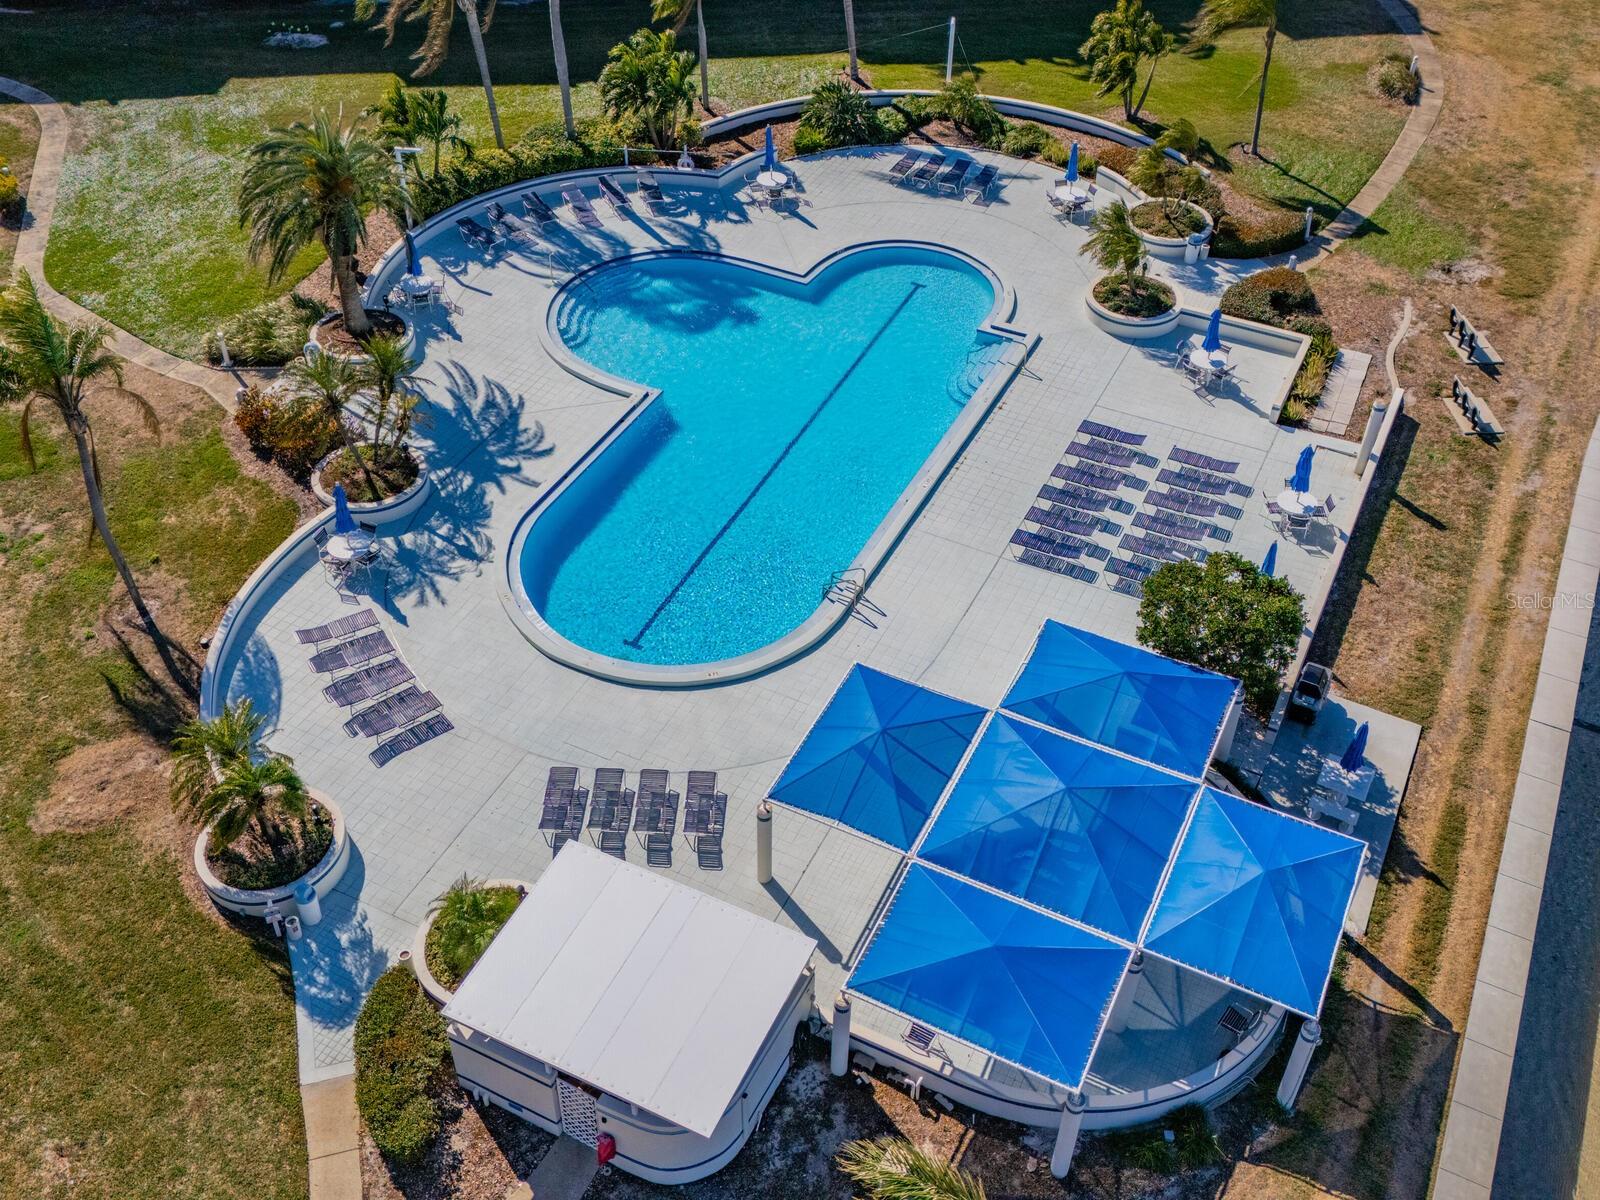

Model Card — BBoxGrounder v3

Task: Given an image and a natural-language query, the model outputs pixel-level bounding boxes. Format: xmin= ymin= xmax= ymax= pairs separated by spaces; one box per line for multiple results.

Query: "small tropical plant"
xmin=651 ymin=0 xmax=711 ymax=110
xmin=427 ymin=876 xmax=522 ymax=989
xmin=836 ymin=1137 xmax=988 ymax=1200
xmin=368 ymin=81 xmax=473 ymax=178
xmin=170 ymin=698 xmax=265 ymax=810
xmin=361 ymin=333 xmax=426 ymax=461
xmin=799 ymin=80 xmax=880 ymax=149
xmin=0 ymin=272 xmax=166 ymax=648
xmin=1080 ymin=0 xmax=1175 ymax=122
xmin=282 ymin=349 xmax=381 ymax=497
xmin=171 ymin=699 xmax=312 ymax=864
xmin=1137 ymin=550 xmax=1304 ymax=713
xmin=1193 ymin=0 xmax=1279 ymax=157
xmin=600 ymin=28 xmax=698 ymax=151
xmin=356 ymin=0 xmax=506 ymax=148
xmin=936 ymin=75 xmax=1006 ymax=146
xmin=238 ymin=113 xmax=398 ymax=339
xmin=1081 ymin=200 xmax=1149 ymax=284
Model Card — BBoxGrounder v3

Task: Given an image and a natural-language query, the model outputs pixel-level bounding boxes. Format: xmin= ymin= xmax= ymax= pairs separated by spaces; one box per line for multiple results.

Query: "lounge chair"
xmin=599 ymin=830 xmax=628 ymax=859
xmin=455 ymin=216 xmax=499 ymax=250
xmin=634 ymin=171 xmax=668 ymax=211
xmin=645 ymin=833 xmax=673 ymax=868
xmin=369 ymin=712 xmax=454 ymax=767
xmin=904 ymin=1022 xmax=940 ymax=1055
xmin=598 ymin=176 xmax=634 ymax=214
xmin=633 ymin=769 xmax=679 ymax=838
xmin=308 ymin=630 xmax=394 ymax=674
xmin=587 ymin=767 xmax=635 ymax=835
xmin=521 ymin=191 xmax=559 ymax=226
xmin=485 ymin=201 xmax=533 ymax=242
xmin=888 ymin=149 xmax=920 ymax=178
xmin=344 ymin=686 xmax=441 ymax=738
xmin=935 ymin=159 xmax=972 ymax=195
xmin=296 ymin=608 xmax=379 ymax=645
xmin=563 ymin=188 xmax=603 ymax=229
xmin=907 ymin=155 xmax=944 ymax=188
xmin=696 ymin=832 xmax=723 ymax=871
xmin=323 ymin=657 xmax=414 ymax=706
xmin=539 ymin=767 xmax=588 ymax=839
xmin=965 ymin=163 xmax=998 ymax=202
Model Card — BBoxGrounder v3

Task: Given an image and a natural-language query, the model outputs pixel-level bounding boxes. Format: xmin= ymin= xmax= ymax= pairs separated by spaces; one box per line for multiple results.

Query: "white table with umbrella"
xmin=399 ymin=272 xmax=439 ymax=307
xmin=323 ymin=528 xmax=378 ymax=563
xmin=1312 ymin=723 xmax=1374 ymax=833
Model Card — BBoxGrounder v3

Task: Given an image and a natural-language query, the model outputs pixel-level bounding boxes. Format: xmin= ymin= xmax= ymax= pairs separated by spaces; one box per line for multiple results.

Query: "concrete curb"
xmin=1432 ymin=418 xmax=1600 ymax=1199
xmin=0 ymin=76 xmax=247 ymax=413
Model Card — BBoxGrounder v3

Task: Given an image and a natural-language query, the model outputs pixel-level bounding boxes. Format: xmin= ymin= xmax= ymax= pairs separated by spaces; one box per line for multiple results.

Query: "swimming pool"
xmin=514 ymin=243 xmax=1022 ymax=677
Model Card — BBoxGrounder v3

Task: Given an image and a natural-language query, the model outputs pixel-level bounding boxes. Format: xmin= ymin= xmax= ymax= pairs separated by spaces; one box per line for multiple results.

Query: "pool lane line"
xmin=623 ymin=282 xmax=926 ymax=650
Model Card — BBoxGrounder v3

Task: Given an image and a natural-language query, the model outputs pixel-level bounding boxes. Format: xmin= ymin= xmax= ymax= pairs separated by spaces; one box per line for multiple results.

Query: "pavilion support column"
xmin=1049 ymin=1089 xmax=1087 ymax=1179
xmin=756 ymin=802 xmax=773 ymax=884
xmin=1276 ymin=1018 xmax=1322 ymax=1111
xmin=830 ymin=992 xmax=853 ymax=1076
xmin=1107 ymin=949 xmax=1144 ymax=1029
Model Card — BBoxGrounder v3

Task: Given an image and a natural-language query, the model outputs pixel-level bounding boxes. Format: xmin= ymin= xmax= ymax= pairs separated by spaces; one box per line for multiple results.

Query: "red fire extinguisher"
xmin=596 ymin=1132 xmax=617 ymax=1166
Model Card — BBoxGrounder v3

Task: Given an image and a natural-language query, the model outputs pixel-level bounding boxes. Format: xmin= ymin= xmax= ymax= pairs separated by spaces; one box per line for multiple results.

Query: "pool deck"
xmin=213 ymin=148 xmax=1378 ymax=1087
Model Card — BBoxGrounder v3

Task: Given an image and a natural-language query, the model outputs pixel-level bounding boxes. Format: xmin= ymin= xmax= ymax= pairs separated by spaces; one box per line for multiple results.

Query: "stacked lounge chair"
xmin=296 ymin=609 xmax=378 ymax=646
xmin=343 ymin=686 xmax=441 ymax=738
xmin=309 ymin=630 xmax=394 ymax=674
xmin=370 ymin=713 xmax=454 ymax=767
xmin=323 ymin=657 xmax=414 ymax=707
xmin=522 ymin=191 xmax=560 ymax=226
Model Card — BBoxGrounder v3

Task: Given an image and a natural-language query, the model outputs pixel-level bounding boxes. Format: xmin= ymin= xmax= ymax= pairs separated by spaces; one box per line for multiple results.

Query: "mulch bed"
xmin=310 ymin=308 xmax=408 ymax=356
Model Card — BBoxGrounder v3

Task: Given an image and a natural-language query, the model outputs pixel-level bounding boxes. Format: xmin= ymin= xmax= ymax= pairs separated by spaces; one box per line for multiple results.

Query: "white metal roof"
xmin=442 ymin=842 xmax=817 ymax=1138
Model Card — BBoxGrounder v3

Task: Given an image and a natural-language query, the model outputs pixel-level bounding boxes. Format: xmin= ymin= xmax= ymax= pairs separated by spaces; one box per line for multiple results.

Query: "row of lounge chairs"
xmin=295 ymin=608 xmax=453 ymax=767
xmin=1109 ymin=443 xmax=1257 ymax=596
xmin=454 ymin=171 xmax=676 ymax=255
xmin=888 ymin=149 xmax=999 ymax=203
xmin=538 ymin=767 xmax=726 ymax=869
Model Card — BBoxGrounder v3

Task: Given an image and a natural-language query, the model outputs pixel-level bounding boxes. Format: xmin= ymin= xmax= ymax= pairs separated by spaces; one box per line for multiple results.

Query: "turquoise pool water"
xmin=520 ymin=246 xmax=1006 ymax=667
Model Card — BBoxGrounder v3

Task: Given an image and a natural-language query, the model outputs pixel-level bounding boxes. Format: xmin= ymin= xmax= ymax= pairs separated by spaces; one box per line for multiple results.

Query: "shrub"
xmin=1130 ymin=200 xmax=1208 ymax=238
xmin=896 ymin=95 xmax=939 ymax=130
xmin=935 ymin=76 xmax=1006 ymax=147
xmin=1169 ymin=1105 xmax=1224 ymax=1169
xmin=204 ymin=294 xmax=328 ymax=366
xmin=1219 ymin=266 xmax=1319 ymax=326
xmin=234 ymin=384 xmax=344 ymax=481
xmin=875 ymin=106 xmax=909 ymax=141
xmin=1095 ymin=142 xmax=1139 ymax=177
xmin=355 ymin=967 xmax=448 ymax=1166
xmin=426 ymin=878 xmax=523 ymax=991
xmin=800 ymin=80 xmax=880 ymax=150
xmin=1212 ymin=208 xmax=1306 ymax=258
xmin=321 ymin=444 xmax=418 ymax=503
xmin=414 ymin=120 xmax=627 ymax=219
xmin=791 ymin=125 xmax=828 ymax=156
xmin=1375 ymin=54 xmax=1420 ymax=103
xmin=0 ymin=165 xmax=21 ymax=221
xmin=1094 ymin=274 xmax=1175 ymax=318
xmin=1000 ymin=121 xmax=1053 ymax=158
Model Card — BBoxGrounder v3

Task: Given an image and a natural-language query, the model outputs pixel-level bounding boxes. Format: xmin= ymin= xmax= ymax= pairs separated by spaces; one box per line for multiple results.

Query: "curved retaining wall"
xmin=309 ymin=448 xmax=434 ymax=525
xmin=194 ymin=790 xmax=350 ymax=919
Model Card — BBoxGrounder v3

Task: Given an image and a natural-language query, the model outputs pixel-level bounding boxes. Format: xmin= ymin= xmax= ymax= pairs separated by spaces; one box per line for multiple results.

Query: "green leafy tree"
xmin=368 ymin=82 xmax=473 ymax=178
xmin=356 ymin=0 xmax=506 ymax=149
xmin=837 ymin=1137 xmax=988 ymax=1200
xmin=600 ymin=28 xmax=698 ymax=151
xmin=238 ymin=113 xmax=398 ymax=339
xmin=1080 ymin=199 xmax=1150 ymax=287
xmin=0 ymin=272 xmax=167 ymax=649
xmin=171 ymin=699 xmax=311 ymax=863
xmin=283 ymin=349 xmax=381 ymax=498
xmin=800 ymin=80 xmax=879 ymax=147
xmin=651 ymin=0 xmax=711 ymax=111
xmin=1193 ymin=0 xmax=1278 ymax=157
xmin=1080 ymin=0 xmax=1174 ymax=122
xmin=1136 ymin=550 xmax=1304 ymax=712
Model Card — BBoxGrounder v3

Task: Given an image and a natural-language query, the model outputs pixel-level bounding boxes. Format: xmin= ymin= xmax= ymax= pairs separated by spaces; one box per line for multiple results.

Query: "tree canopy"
xmin=1080 ymin=0 xmax=1174 ymax=122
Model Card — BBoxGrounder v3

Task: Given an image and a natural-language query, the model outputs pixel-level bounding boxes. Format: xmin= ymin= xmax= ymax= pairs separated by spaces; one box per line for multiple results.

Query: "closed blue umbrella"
xmin=333 ymin=484 xmax=357 ymax=535
xmin=404 ymin=229 xmax=419 ymax=276
xmin=1202 ymin=308 xmax=1224 ymax=354
xmin=1291 ymin=445 xmax=1315 ymax=493
xmin=1339 ymin=722 xmax=1370 ymax=772
xmin=763 ymin=124 xmax=776 ymax=171
xmin=1261 ymin=542 xmax=1278 ymax=577
xmin=1066 ymin=141 xmax=1080 ymax=183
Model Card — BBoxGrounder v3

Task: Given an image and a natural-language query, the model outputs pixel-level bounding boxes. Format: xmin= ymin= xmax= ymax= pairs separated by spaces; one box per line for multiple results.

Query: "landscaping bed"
xmin=204 ymin=798 xmax=334 ymax=890
xmin=320 ymin=444 xmax=419 ymax=505
xmin=1093 ymin=274 xmax=1175 ymax=319
xmin=311 ymin=308 xmax=407 ymax=357
xmin=1130 ymin=200 xmax=1209 ymax=238
xmin=423 ymin=879 xmax=525 ymax=993
xmin=1219 ymin=267 xmax=1336 ymax=424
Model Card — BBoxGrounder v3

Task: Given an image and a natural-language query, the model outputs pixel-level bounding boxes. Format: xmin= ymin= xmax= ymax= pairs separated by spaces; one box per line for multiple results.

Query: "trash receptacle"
xmin=294 ymin=881 xmax=322 ymax=927
xmin=1185 ymin=231 xmax=1208 ymax=264
xmin=285 ymin=914 xmax=304 ymax=942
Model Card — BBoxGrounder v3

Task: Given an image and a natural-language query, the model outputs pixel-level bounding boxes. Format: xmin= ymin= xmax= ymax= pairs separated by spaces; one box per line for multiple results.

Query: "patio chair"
xmin=598 ymin=175 xmax=634 ymax=215
xmin=934 ymin=159 xmax=972 ymax=195
xmin=695 ymin=831 xmax=723 ymax=871
xmin=634 ymin=171 xmax=669 ymax=211
xmin=368 ymin=712 xmax=454 ymax=767
xmin=903 ymin=1022 xmax=942 ymax=1056
xmin=888 ymin=149 xmax=919 ymax=178
xmin=521 ymin=191 xmax=560 ymax=226
xmin=645 ymin=833 xmax=673 ymax=868
xmin=296 ymin=608 xmax=378 ymax=645
xmin=455 ymin=216 xmax=499 ymax=250
xmin=907 ymin=156 xmax=944 ymax=188
xmin=562 ymin=189 xmax=603 ymax=229
xmin=1218 ymin=1004 xmax=1258 ymax=1039
xmin=965 ymin=163 xmax=998 ymax=201
xmin=323 ymin=657 xmax=414 ymax=706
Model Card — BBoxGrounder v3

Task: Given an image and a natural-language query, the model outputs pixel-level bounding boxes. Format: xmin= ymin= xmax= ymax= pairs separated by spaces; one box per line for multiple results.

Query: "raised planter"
xmin=1085 ymin=285 xmax=1181 ymax=340
xmin=195 ymin=789 xmax=350 ymax=920
xmin=311 ymin=444 xmax=432 ymax=527
xmin=410 ymin=878 xmax=531 ymax=1007
xmin=310 ymin=309 xmax=414 ymax=364
xmin=1131 ymin=199 xmax=1213 ymax=261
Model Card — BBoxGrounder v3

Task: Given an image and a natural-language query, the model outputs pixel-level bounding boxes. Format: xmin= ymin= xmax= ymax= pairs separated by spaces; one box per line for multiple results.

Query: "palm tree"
xmin=550 ymin=0 xmax=576 ymax=138
xmin=844 ymin=0 xmax=860 ymax=82
xmin=170 ymin=698 xmax=265 ymax=812
xmin=1128 ymin=118 xmax=1203 ymax=227
xmin=356 ymin=0 xmax=506 ymax=149
xmin=651 ymin=0 xmax=711 ymax=112
xmin=283 ymin=350 xmax=380 ymax=498
xmin=171 ymin=698 xmax=311 ymax=863
xmin=429 ymin=875 xmax=522 ymax=986
xmin=370 ymin=82 xmax=473 ymax=177
xmin=600 ymin=29 xmax=698 ymax=151
xmin=1193 ymin=0 xmax=1278 ymax=157
xmin=837 ymin=1138 xmax=988 ymax=1200
xmin=239 ymin=113 xmax=397 ymax=340
xmin=0 ymin=272 xmax=165 ymax=645
xmin=1081 ymin=200 xmax=1151 ymax=292
xmin=1079 ymin=0 xmax=1173 ymax=123
xmin=360 ymin=333 xmax=425 ymax=462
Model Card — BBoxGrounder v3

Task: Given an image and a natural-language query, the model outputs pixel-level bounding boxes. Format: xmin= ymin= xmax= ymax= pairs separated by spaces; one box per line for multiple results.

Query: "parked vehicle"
xmin=1287 ymin=663 xmax=1332 ymax=723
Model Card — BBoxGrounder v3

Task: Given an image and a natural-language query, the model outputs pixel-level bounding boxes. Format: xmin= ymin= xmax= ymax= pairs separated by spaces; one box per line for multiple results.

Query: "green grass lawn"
xmin=0 ymin=399 xmax=303 ymax=1199
xmin=8 ymin=0 xmax=1406 ymax=358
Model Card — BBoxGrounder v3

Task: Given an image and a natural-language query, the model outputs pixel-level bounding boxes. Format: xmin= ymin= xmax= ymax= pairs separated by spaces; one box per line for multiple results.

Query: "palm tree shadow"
xmin=100 ymin=623 xmax=198 ymax=739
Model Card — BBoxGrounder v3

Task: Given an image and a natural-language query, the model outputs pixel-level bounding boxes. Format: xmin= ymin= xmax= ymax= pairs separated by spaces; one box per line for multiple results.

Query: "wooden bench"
xmin=1443 ymin=375 xmax=1505 ymax=439
xmin=1447 ymin=306 xmax=1506 ymax=369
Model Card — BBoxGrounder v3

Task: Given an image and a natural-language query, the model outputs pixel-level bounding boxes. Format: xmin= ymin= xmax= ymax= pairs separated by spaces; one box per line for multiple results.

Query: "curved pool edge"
xmin=502 ymin=239 xmax=1036 ymax=688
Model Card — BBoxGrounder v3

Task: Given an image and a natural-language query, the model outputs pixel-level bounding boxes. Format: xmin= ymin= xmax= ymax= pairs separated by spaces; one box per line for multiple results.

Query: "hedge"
xmin=412 ymin=119 xmax=628 ymax=221
xmin=355 ymin=966 xmax=449 ymax=1166
xmin=1218 ymin=266 xmax=1318 ymax=326
xmin=1212 ymin=209 xmax=1306 ymax=258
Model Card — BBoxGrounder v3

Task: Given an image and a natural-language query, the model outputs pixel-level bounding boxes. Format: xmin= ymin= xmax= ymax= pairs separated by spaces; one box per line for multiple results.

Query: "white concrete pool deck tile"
xmin=219 ymin=149 xmax=1374 ymax=1083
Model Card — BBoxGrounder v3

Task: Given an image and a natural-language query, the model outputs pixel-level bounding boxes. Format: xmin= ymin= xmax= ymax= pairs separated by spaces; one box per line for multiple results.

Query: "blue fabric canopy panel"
xmin=767 ymin=664 xmax=985 ymax=850
xmin=920 ymin=714 xmax=1198 ymax=941
xmin=1142 ymin=789 xmax=1366 ymax=1015
xmin=848 ymin=865 xmax=1131 ymax=1090
xmin=1000 ymin=621 xmax=1238 ymax=778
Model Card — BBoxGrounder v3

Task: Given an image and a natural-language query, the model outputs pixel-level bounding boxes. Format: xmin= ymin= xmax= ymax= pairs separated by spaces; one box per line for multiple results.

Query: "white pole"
xmin=830 ymin=993 xmax=853 ymax=1076
xmin=216 ymin=332 xmax=232 ymax=369
xmin=1356 ymin=391 xmax=1394 ymax=477
xmin=945 ymin=16 xmax=956 ymax=82
xmin=392 ymin=146 xmax=419 ymax=229
xmin=1276 ymin=1018 xmax=1322 ymax=1110
xmin=1304 ymin=205 xmax=1315 ymax=241
xmin=1049 ymin=1090 xmax=1086 ymax=1179
xmin=756 ymin=801 xmax=773 ymax=884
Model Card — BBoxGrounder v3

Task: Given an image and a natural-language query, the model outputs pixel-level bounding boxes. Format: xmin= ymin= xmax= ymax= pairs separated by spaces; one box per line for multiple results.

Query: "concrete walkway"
xmin=0 ymin=76 xmax=244 ymax=412
xmin=526 ymin=1138 xmax=599 ymax=1200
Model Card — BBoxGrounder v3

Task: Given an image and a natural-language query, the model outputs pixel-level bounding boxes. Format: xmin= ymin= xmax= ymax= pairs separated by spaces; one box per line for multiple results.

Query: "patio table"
xmin=400 ymin=273 xmax=438 ymax=300
xmin=323 ymin=530 xmax=377 ymax=563
xmin=755 ymin=170 xmax=787 ymax=191
xmin=1276 ymin=488 xmax=1319 ymax=516
xmin=1185 ymin=346 xmax=1230 ymax=376
xmin=1053 ymin=184 xmax=1089 ymax=206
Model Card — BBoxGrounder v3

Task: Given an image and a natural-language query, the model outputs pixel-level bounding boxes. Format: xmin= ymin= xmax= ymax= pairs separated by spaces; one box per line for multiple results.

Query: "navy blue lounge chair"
xmin=456 ymin=216 xmax=498 ymax=249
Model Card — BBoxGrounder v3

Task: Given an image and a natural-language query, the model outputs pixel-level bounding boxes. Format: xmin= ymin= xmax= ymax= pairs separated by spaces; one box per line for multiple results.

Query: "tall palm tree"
xmin=356 ymin=0 xmax=506 ymax=149
xmin=550 ymin=0 xmax=576 ymax=138
xmin=1193 ymin=0 xmax=1278 ymax=157
xmin=171 ymin=698 xmax=265 ymax=812
xmin=283 ymin=350 xmax=381 ymax=498
xmin=837 ymin=1138 xmax=988 ymax=1200
xmin=844 ymin=0 xmax=859 ymax=82
xmin=652 ymin=0 xmax=711 ymax=112
xmin=0 ymin=272 xmax=164 ymax=645
xmin=1080 ymin=200 xmax=1151 ymax=292
xmin=239 ymin=113 xmax=397 ymax=340
xmin=1079 ymin=0 xmax=1173 ymax=122
xmin=600 ymin=29 xmax=698 ymax=151
xmin=360 ymin=333 xmax=425 ymax=462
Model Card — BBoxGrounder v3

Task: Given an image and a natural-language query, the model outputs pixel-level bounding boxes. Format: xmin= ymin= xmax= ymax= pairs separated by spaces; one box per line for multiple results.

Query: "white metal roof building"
xmin=443 ymin=843 xmax=817 ymax=1182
